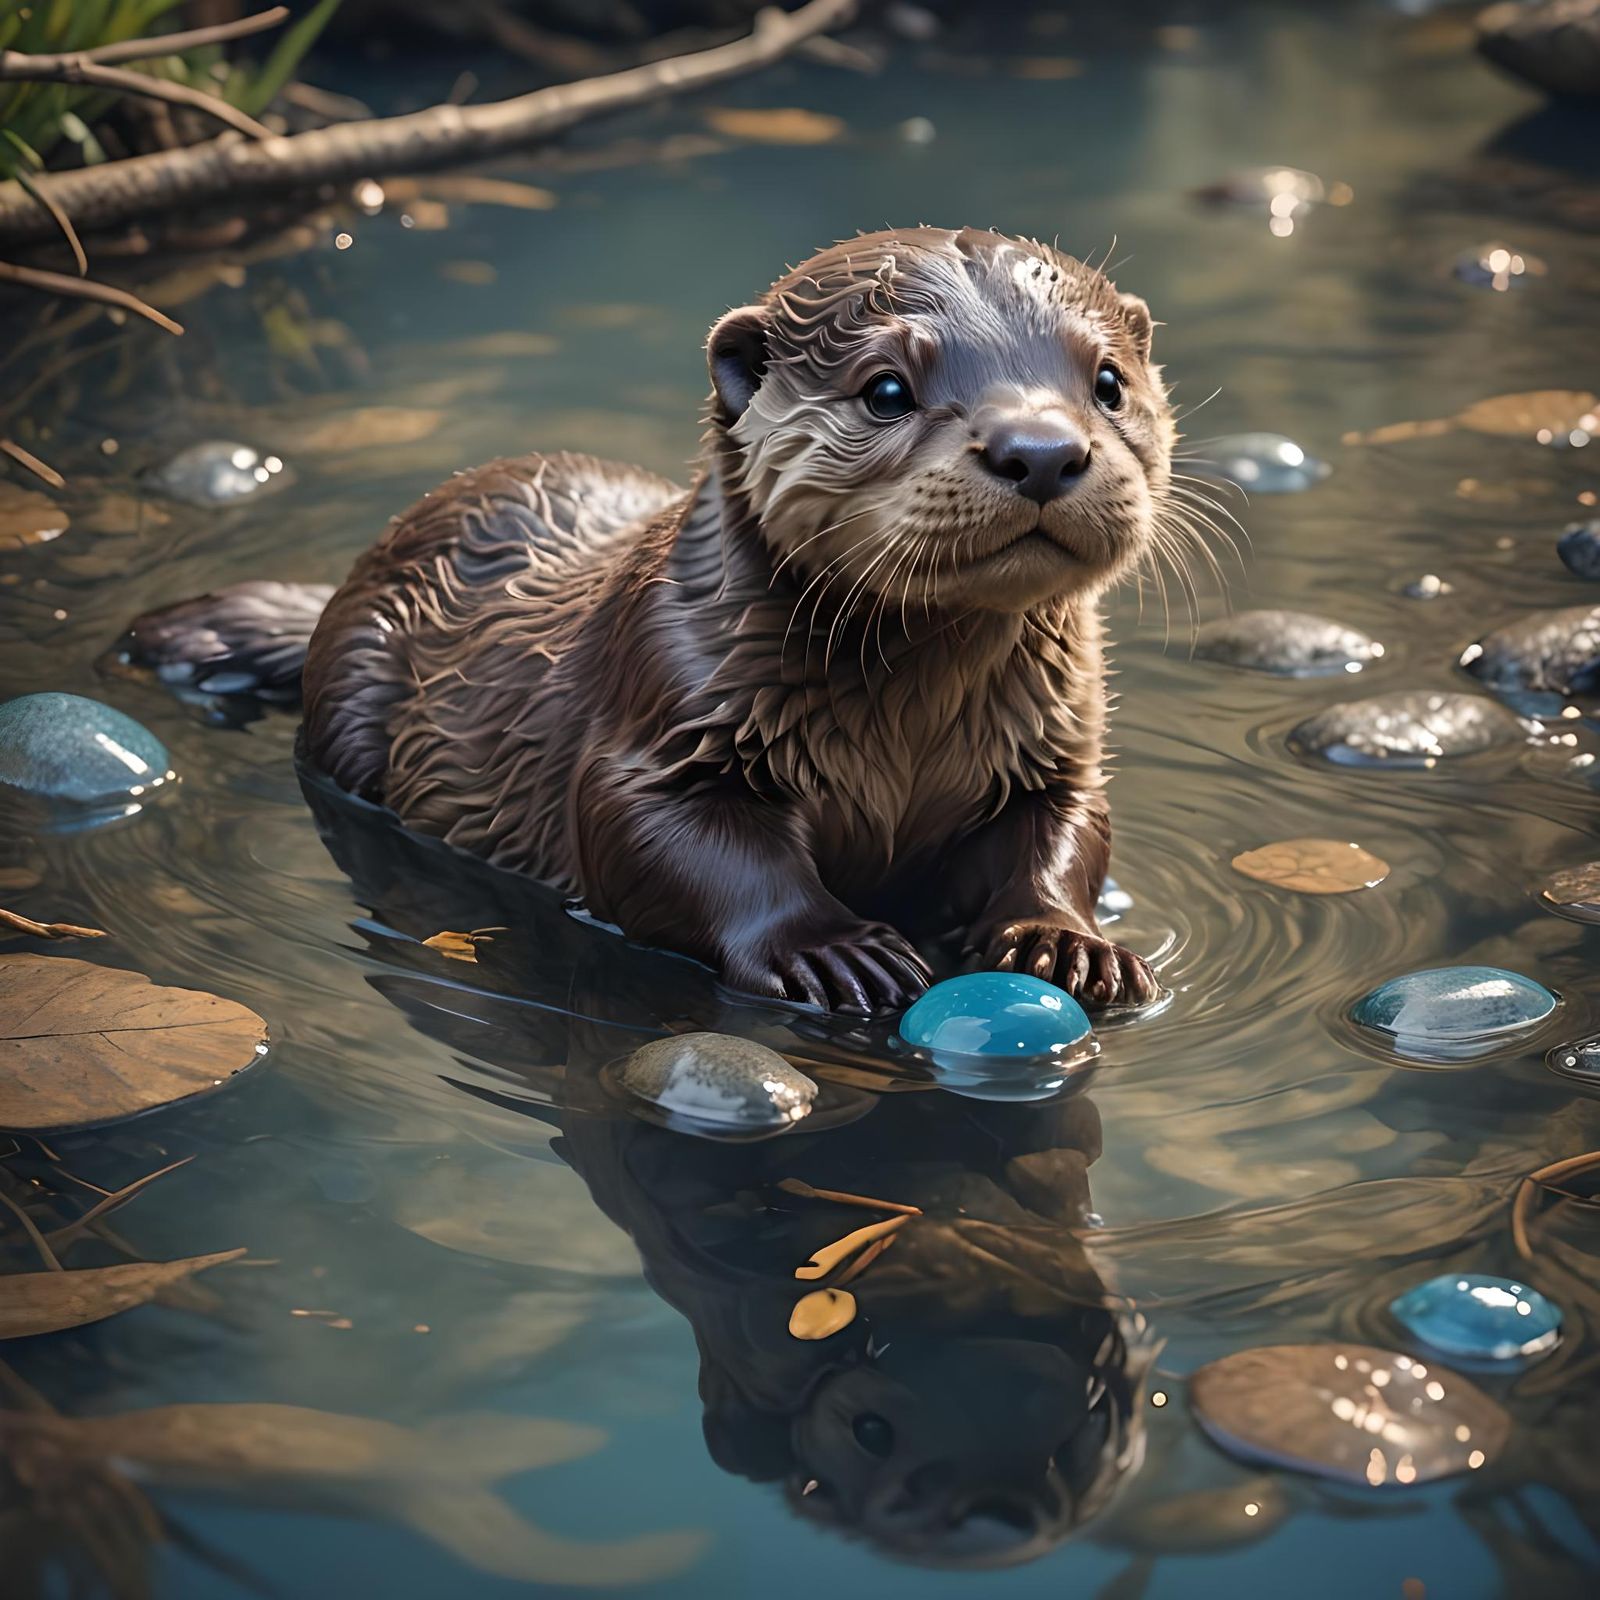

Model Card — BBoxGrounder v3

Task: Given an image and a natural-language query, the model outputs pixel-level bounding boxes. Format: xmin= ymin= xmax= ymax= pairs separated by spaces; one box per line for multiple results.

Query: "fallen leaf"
xmin=1230 ymin=839 xmax=1389 ymax=895
xmin=0 ymin=866 xmax=41 ymax=893
xmin=420 ymin=175 xmax=558 ymax=211
xmin=1341 ymin=418 xmax=1454 ymax=446
xmin=703 ymin=106 xmax=845 ymax=144
xmin=76 ymin=493 xmax=172 ymax=536
xmin=393 ymin=1154 xmax=640 ymax=1276
xmin=0 ymin=1250 xmax=245 ymax=1339
xmin=0 ymin=907 xmax=107 ymax=941
xmin=0 ymin=483 xmax=69 ymax=550
xmin=789 ymin=1287 xmax=856 ymax=1339
xmin=1457 ymin=389 xmax=1598 ymax=439
xmin=0 ymin=954 xmax=268 ymax=1132
xmin=293 ymin=408 xmax=445 ymax=453
xmin=421 ymin=927 xmax=503 ymax=962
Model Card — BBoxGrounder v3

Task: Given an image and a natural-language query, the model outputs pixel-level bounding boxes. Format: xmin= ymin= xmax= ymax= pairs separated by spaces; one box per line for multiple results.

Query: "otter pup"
xmin=117 ymin=227 xmax=1177 ymax=1014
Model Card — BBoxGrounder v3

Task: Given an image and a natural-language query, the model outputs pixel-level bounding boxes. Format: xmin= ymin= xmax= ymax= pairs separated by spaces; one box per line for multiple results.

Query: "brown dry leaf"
xmin=439 ymin=261 xmax=497 ymax=287
xmin=0 ymin=907 xmax=106 ymax=941
xmin=1341 ymin=418 xmax=1454 ymax=446
xmin=703 ymin=106 xmax=845 ymax=144
xmin=76 ymin=494 xmax=172 ymax=537
xmin=1231 ymin=839 xmax=1389 ymax=895
xmin=420 ymin=175 xmax=558 ymax=211
xmin=293 ymin=408 xmax=445 ymax=453
xmin=0 ymin=482 xmax=69 ymax=550
xmin=421 ymin=927 xmax=503 ymax=963
xmin=1455 ymin=476 xmax=1556 ymax=505
xmin=0 ymin=1249 xmax=245 ymax=1339
xmin=1457 ymin=390 xmax=1598 ymax=439
xmin=789 ymin=1287 xmax=856 ymax=1339
xmin=0 ymin=953 xmax=267 ymax=1132
xmin=0 ymin=866 xmax=41 ymax=894
xmin=1011 ymin=56 xmax=1084 ymax=79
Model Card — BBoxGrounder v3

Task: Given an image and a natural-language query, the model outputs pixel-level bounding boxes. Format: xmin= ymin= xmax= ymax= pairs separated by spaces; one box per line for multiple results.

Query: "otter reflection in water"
xmin=307 ymin=779 xmax=1153 ymax=1569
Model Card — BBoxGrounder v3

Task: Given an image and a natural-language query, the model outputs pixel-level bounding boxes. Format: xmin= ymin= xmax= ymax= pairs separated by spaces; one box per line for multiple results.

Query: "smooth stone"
xmin=1192 ymin=433 xmax=1331 ymax=494
xmin=0 ymin=693 xmax=174 ymax=806
xmin=1194 ymin=610 xmax=1382 ymax=677
xmin=1190 ymin=1343 xmax=1510 ymax=1486
xmin=1390 ymin=1274 xmax=1561 ymax=1363
xmin=1232 ymin=838 xmax=1389 ymax=894
xmin=1547 ymin=1034 xmax=1600 ymax=1083
xmin=1477 ymin=0 xmax=1600 ymax=101
xmin=147 ymin=441 xmax=289 ymax=507
xmin=1461 ymin=605 xmax=1600 ymax=696
xmin=1399 ymin=573 xmax=1454 ymax=600
xmin=1538 ymin=861 xmax=1600 ymax=923
xmin=1288 ymin=690 xmax=1523 ymax=767
xmin=1453 ymin=242 xmax=1545 ymax=291
xmin=1557 ymin=520 xmax=1600 ymax=580
xmin=898 ymin=971 xmax=1093 ymax=1065
xmin=617 ymin=1032 xmax=815 ymax=1128
xmin=1351 ymin=965 xmax=1557 ymax=1059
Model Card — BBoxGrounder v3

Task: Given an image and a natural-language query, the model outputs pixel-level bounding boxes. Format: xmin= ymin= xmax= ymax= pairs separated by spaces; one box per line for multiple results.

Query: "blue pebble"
xmin=899 ymin=972 xmax=1092 ymax=1063
xmin=1351 ymin=965 xmax=1557 ymax=1059
xmin=1558 ymin=520 xmax=1600 ymax=581
xmin=1193 ymin=433 xmax=1330 ymax=494
xmin=1391 ymin=1273 xmax=1561 ymax=1362
xmin=0 ymin=693 xmax=174 ymax=808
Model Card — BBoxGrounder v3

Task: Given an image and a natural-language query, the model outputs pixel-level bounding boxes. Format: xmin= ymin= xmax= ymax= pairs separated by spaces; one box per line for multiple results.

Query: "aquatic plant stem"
xmin=0 ymin=0 xmax=857 ymax=246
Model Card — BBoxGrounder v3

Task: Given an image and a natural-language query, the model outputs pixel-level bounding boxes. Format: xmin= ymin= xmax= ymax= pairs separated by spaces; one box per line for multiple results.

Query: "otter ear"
xmin=707 ymin=304 xmax=770 ymax=419
xmin=1118 ymin=293 xmax=1155 ymax=362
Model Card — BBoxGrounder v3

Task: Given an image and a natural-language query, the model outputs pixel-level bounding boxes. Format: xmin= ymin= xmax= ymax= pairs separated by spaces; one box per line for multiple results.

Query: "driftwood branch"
xmin=0 ymin=261 xmax=183 ymax=334
xmin=0 ymin=54 xmax=275 ymax=143
xmin=0 ymin=0 xmax=856 ymax=247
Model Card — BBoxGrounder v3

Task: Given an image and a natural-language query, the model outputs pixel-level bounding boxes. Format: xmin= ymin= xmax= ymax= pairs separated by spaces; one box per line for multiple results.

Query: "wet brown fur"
xmin=300 ymin=227 xmax=1179 ymax=1012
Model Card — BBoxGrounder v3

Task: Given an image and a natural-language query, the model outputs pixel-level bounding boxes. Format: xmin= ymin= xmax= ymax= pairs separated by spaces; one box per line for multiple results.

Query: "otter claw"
xmin=975 ymin=924 xmax=1156 ymax=1011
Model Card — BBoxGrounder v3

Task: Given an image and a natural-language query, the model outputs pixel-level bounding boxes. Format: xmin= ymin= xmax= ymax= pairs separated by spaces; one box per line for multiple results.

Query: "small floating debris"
xmin=1460 ymin=605 xmax=1600 ymax=696
xmin=1191 ymin=434 xmax=1330 ymax=493
xmin=789 ymin=1287 xmax=857 ymax=1340
xmin=1288 ymin=690 xmax=1524 ymax=767
xmin=1190 ymin=1343 xmax=1510 ymax=1486
xmin=1538 ymin=861 xmax=1600 ymax=923
xmin=1399 ymin=573 xmax=1455 ymax=601
xmin=702 ymin=107 xmax=845 ymax=145
xmin=1547 ymin=1035 xmax=1600 ymax=1084
xmin=1390 ymin=1274 xmax=1561 ymax=1363
xmin=1454 ymin=242 xmax=1546 ymax=291
xmin=147 ymin=441 xmax=290 ymax=507
xmin=1231 ymin=839 xmax=1389 ymax=894
xmin=1558 ymin=520 xmax=1600 ymax=580
xmin=615 ymin=1032 xmax=816 ymax=1130
xmin=1193 ymin=610 xmax=1382 ymax=676
xmin=1350 ymin=965 xmax=1557 ymax=1061
xmin=0 ymin=692 xmax=175 ymax=811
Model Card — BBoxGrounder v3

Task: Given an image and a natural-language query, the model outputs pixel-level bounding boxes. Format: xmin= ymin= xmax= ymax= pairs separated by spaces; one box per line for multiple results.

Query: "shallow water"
xmin=4 ymin=1 xmax=1600 ymax=1595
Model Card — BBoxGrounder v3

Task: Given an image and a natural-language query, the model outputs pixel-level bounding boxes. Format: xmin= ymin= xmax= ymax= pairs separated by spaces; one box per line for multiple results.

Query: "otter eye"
xmin=862 ymin=372 xmax=916 ymax=422
xmin=851 ymin=1413 xmax=895 ymax=1456
xmin=1094 ymin=365 xmax=1124 ymax=410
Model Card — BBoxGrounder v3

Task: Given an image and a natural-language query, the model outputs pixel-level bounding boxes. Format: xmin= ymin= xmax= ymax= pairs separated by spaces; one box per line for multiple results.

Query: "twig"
xmin=16 ymin=171 xmax=86 ymax=274
xmin=0 ymin=906 xmax=107 ymax=941
xmin=1511 ymin=1147 xmax=1600 ymax=1259
xmin=0 ymin=53 xmax=276 ymax=142
xmin=0 ymin=437 xmax=64 ymax=488
xmin=42 ymin=8 xmax=291 ymax=68
xmin=45 ymin=1157 xmax=193 ymax=1250
xmin=0 ymin=1188 xmax=64 ymax=1272
xmin=0 ymin=0 xmax=857 ymax=245
xmin=0 ymin=260 xmax=183 ymax=335
xmin=775 ymin=1177 xmax=922 ymax=1215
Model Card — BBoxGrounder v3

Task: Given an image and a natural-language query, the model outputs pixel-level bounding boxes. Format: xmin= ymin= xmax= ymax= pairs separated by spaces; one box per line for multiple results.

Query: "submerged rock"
xmin=1460 ymin=605 xmax=1600 ymax=696
xmin=1194 ymin=610 xmax=1382 ymax=677
xmin=0 ymin=693 xmax=174 ymax=808
xmin=147 ymin=441 xmax=289 ymax=507
xmin=1557 ymin=520 xmax=1600 ymax=580
xmin=1190 ymin=1342 xmax=1510 ymax=1486
xmin=1538 ymin=861 xmax=1600 ymax=923
xmin=1477 ymin=0 xmax=1600 ymax=101
xmin=1351 ymin=965 xmax=1557 ymax=1060
xmin=616 ymin=1033 xmax=815 ymax=1128
xmin=1192 ymin=433 xmax=1330 ymax=493
xmin=1390 ymin=1274 xmax=1561 ymax=1363
xmin=1288 ymin=690 xmax=1523 ymax=767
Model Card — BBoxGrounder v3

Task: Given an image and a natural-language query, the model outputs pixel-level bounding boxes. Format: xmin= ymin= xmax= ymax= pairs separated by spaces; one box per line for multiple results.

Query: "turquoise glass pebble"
xmin=1351 ymin=965 xmax=1556 ymax=1060
xmin=1391 ymin=1274 xmax=1561 ymax=1363
xmin=899 ymin=972 xmax=1092 ymax=1063
xmin=0 ymin=692 xmax=174 ymax=808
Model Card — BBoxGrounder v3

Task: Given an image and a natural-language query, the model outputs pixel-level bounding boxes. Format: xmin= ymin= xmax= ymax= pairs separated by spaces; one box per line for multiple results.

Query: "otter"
xmin=115 ymin=227 xmax=1180 ymax=1015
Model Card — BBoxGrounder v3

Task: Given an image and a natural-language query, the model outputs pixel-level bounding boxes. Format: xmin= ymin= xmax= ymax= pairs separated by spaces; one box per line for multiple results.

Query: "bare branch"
xmin=40 ymin=7 xmax=291 ymax=68
xmin=0 ymin=0 xmax=857 ymax=245
xmin=0 ymin=260 xmax=184 ymax=335
xmin=0 ymin=439 xmax=65 ymax=488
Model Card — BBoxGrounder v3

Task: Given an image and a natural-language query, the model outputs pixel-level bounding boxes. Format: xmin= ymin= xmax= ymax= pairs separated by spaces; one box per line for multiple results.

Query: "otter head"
xmin=706 ymin=226 xmax=1175 ymax=616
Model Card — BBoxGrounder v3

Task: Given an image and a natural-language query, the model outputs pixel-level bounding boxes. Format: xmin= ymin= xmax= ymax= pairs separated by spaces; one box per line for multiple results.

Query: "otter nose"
xmin=980 ymin=420 xmax=1091 ymax=504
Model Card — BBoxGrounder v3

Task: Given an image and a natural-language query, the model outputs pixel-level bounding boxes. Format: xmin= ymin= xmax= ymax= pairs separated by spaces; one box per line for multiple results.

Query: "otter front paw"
xmin=975 ymin=923 xmax=1159 ymax=1009
xmin=729 ymin=923 xmax=932 ymax=1015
